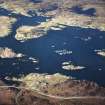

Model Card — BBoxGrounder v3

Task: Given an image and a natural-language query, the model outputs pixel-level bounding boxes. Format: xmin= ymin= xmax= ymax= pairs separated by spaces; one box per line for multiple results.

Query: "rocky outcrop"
xmin=0 ymin=47 xmax=24 ymax=58
xmin=94 ymin=49 xmax=105 ymax=57
xmin=15 ymin=26 xmax=45 ymax=41
xmin=62 ymin=61 xmax=85 ymax=71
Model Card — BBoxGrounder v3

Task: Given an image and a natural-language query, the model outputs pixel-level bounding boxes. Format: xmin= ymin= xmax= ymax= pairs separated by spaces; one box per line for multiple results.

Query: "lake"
xmin=0 ymin=8 xmax=105 ymax=86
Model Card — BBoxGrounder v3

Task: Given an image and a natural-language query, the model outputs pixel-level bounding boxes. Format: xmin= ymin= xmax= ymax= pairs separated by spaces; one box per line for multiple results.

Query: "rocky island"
xmin=0 ymin=47 xmax=24 ymax=58
xmin=55 ymin=49 xmax=72 ymax=56
xmin=97 ymin=50 xmax=105 ymax=57
xmin=62 ymin=61 xmax=85 ymax=71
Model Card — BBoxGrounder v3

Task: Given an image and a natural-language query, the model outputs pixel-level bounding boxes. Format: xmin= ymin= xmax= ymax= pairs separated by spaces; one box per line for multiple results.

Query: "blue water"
xmin=70 ymin=6 xmax=96 ymax=16
xmin=31 ymin=0 xmax=42 ymax=3
xmin=0 ymin=8 xmax=105 ymax=86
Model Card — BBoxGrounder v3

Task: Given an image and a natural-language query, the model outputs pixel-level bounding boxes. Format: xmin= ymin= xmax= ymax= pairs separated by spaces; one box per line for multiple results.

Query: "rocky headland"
xmin=15 ymin=12 xmax=105 ymax=41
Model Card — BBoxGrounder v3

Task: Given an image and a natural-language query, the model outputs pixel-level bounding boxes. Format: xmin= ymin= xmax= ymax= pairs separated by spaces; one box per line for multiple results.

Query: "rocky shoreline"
xmin=0 ymin=0 xmax=105 ymax=41
xmin=15 ymin=12 xmax=105 ymax=41
xmin=0 ymin=73 xmax=105 ymax=105
xmin=5 ymin=73 xmax=105 ymax=97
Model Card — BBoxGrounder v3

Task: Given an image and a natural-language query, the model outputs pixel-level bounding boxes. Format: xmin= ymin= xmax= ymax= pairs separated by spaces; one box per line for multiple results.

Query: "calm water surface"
xmin=0 ymin=8 xmax=105 ymax=86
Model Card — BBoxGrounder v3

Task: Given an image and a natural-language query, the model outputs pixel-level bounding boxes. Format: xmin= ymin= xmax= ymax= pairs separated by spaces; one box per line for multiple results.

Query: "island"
xmin=55 ymin=49 xmax=72 ymax=56
xmin=0 ymin=47 xmax=24 ymax=58
xmin=94 ymin=49 xmax=105 ymax=57
xmin=97 ymin=50 xmax=105 ymax=57
xmin=62 ymin=61 xmax=85 ymax=71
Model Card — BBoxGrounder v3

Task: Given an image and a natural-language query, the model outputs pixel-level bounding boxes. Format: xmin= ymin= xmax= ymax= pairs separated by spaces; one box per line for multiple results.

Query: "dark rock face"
xmin=31 ymin=0 xmax=42 ymax=3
